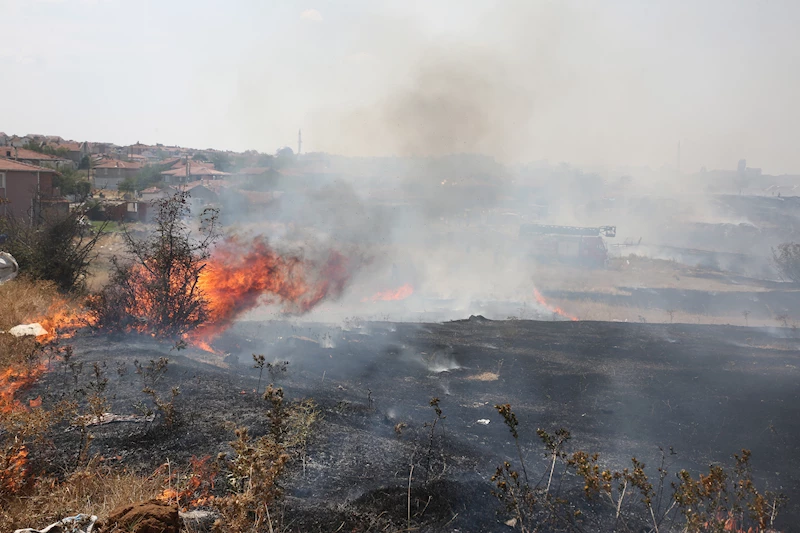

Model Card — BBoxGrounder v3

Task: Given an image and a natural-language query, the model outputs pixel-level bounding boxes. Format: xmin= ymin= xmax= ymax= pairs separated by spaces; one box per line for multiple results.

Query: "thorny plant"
xmin=491 ymin=403 xmax=786 ymax=533
xmin=212 ymin=385 xmax=319 ymax=533
xmin=72 ymin=361 xmax=110 ymax=469
xmin=491 ymin=406 xmax=576 ymax=533
xmin=132 ymin=357 xmax=180 ymax=428
xmin=266 ymin=360 xmax=289 ymax=384
xmin=420 ymin=397 xmax=447 ymax=484
xmin=142 ymin=386 xmax=181 ymax=429
xmin=401 ymin=398 xmax=450 ymax=531
xmin=252 ymin=354 xmax=266 ymax=395
xmin=672 ymin=449 xmax=785 ymax=533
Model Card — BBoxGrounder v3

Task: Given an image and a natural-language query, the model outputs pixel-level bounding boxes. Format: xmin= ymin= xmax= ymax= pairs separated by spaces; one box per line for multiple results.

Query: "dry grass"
xmin=465 ymin=371 xmax=499 ymax=381
xmin=0 ymin=278 xmax=64 ymax=369
xmin=85 ymin=232 xmax=126 ymax=292
xmin=0 ymin=277 xmax=63 ymax=332
xmin=0 ymin=463 xmax=166 ymax=531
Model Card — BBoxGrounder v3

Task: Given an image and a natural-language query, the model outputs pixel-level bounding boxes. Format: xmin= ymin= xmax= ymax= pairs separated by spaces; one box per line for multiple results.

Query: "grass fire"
xmin=2 ymin=3 xmax=800 ymax=532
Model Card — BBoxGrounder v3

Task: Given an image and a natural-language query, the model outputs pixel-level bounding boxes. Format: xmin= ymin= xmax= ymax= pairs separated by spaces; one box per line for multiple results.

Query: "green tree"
xmin=0 ymin=206 xmax=106 ymax=293
xmin=53 ymin=168 xmax=91 ymax=200
xmin=118 ymin=163 xmax=169 ymax=193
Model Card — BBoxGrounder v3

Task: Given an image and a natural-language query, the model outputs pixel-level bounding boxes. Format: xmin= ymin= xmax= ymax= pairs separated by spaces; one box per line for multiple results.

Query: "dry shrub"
xmin=0 ymin=462 xmax=165 ymax=532
xmin=0 ymin=277 xmax=62 ymax=332
xmin=212 ymin=389 xmax=320 ymax=533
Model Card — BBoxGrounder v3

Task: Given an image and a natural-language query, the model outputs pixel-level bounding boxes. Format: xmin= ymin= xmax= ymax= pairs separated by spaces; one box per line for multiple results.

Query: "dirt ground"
xmin=22 ymin=318 xmax=800 ymax=532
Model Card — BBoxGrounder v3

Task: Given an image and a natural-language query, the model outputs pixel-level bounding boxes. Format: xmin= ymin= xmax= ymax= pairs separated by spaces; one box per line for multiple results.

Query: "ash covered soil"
xmin=28 ymin=318 xmax=800 ymax=531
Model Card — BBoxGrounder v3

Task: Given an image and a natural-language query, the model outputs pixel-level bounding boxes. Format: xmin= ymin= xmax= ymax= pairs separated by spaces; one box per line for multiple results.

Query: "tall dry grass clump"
xmin=0 ymin=462 xmax=166 ymax=531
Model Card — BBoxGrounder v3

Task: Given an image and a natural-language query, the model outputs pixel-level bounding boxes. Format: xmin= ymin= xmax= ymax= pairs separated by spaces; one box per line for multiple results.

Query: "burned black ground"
xmin=25 ymin=318 xmax=800 ymax=531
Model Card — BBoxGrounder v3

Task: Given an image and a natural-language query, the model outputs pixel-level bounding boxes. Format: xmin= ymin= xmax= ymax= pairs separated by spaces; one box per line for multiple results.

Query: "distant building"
xmin=93 ymin=159 xmax=143 ymax=190
xmin=0 ymin=158 xmax=59 ymax=219
xmin=161 ymin=161 xmax=230 ymax=184
xmin=48 ymin=141 xmax=90 ymax=164
xmin=0 ymin=147 xmax=73 ymax=170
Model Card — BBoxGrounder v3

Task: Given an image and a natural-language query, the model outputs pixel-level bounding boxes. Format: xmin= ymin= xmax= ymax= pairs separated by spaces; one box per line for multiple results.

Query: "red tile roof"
xmin=50 ymin=141 xmax=82 ymax=152
xmin=162 ymin=165 xmax=229 ymax=177
xmin=170 ymin=160 xmax=216 ymax=170
xmin=0 ymin=158 xmax=61 ymax=173
xmin=93 ymin=159 xmax=143 ymax=169
xmin=0 ymin=147 xmax=65 ymax=161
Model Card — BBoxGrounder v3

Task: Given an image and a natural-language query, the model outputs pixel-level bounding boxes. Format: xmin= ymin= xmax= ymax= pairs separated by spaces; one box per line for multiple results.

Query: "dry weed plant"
xmin=0 ymin=459 xmax=166 ymax=532
xmin=492 ymin=402 xmax=786 ymax=533
xmin=211 ymin=384 xmax=320 ymax=533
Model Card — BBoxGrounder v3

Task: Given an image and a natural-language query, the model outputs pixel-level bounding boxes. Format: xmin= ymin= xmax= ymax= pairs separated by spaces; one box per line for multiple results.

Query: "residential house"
xmin=0 ymin=147 xmax=74 ymax=171
xmin=140 ymin=186 xmax=169 ymax=203
xmin=235 ymin=166 xmax=282 ymax=190
xmin=0 ymin=133 xmax=7 ymax=145
xmin=49 ymin=141 xmax=90 ymax=164
xmin=7 ymin=135 xmax=32 ymax=148
xmin=128 ymin=142 xmax=150 ymax=156
xmin=93 ymin=159 xmax=144 ymax=190
xmin=161 ymin=161 xmax=230 ymax=184
xmin=0 ymin=158 xmax=58 ymax=219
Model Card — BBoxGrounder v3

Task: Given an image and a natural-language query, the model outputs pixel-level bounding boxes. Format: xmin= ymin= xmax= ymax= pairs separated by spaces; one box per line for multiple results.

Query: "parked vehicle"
xmin=519 ymin=224 xmax=616 ymax=268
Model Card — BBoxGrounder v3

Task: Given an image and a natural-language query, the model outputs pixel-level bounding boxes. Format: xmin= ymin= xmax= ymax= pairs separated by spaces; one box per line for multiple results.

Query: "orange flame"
xmin=361 ymin=283 xmax=414 ymax=303
xmin=157 ymin=455 xmax=217 ymax=511
xmin=186 ymin=236 xmax=351 ymax=349
xmin=533 ymin=288 xmax=578 ymax=322
xmin=0 ymin=444 xmax=29 ymax=494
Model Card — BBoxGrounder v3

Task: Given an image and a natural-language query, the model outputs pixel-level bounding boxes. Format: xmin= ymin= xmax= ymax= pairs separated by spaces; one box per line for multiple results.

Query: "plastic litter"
xmin=8 ymin=323 xmax=48 ymax=337
xmin=14 ymin=513 xmax=98 ymax=533
xmin=476 ymin=419 xmax=490 ymax=425
xmin=0 ymin=252 xmax=18 ymax=284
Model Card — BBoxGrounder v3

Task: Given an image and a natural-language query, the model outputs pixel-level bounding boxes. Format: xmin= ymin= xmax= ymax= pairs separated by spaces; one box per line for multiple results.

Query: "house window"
xmin=0 ymin=172 xmax=5 ymax=189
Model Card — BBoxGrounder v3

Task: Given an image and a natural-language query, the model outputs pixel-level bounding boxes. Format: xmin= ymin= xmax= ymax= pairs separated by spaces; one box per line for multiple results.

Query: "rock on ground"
xmin=98 ymin=500 xmax=179 ymax=533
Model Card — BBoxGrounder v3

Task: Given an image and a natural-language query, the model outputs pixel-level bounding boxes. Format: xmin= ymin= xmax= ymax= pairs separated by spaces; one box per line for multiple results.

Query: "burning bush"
xmin=90 ymin=192 xmax=220 ymax=337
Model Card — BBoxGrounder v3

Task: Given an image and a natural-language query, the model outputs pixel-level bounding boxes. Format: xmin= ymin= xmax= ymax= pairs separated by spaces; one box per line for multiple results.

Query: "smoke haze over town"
xmin=3 ymin=0 xmax=800 ymax=174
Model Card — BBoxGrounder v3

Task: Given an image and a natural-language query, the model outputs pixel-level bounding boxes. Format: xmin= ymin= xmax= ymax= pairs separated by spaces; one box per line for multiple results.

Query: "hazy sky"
xmin=2 ymin=0 xmax=798 ymax=174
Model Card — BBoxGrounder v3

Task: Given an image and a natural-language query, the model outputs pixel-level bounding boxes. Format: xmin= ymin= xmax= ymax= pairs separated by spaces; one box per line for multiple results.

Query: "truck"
xmin=519 ymin=224 xmax=616 ymax=268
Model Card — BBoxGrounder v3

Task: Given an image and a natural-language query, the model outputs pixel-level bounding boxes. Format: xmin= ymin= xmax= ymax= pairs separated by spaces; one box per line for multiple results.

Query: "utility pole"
xmin=298 ymin=129 xmax=302 ymax=155
xmin=676 ymin=141 xmax=681 ymax=174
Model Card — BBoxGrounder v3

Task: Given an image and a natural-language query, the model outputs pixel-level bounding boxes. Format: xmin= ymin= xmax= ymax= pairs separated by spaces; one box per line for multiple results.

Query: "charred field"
xmin=23 ymin=317 xmax=800 ymax=532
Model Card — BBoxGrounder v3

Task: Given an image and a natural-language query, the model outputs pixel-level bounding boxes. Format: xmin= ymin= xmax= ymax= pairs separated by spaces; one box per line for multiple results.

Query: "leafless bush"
xmin=772 ymin=242 xmax=800 ymax=283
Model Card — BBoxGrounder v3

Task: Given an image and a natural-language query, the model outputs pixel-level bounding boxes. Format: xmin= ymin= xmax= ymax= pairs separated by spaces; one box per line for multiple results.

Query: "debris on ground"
xmin=97 ymin=499 xmax=179 ymax=533
xmin=66 ymin=412 xmax=155 ymax=430
xmin=14 ymin=514 xmax=98 ymax=533
xmin=7 ymin=323 xmax=48 ymax=337
xmin=179 ymin=510 xmax=218 ymax=532
xmin=0 ymin=251 xmax=18 ymax=284
xmin=476 ymin=419 xmax=490 ymax=425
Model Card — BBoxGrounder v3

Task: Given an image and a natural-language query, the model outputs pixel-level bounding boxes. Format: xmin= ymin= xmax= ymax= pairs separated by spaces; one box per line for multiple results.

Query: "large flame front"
xmin=533 ymin=288 xmax=578 ymax=322
xmin=187 ymin=236 xmax=351 ymax=347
